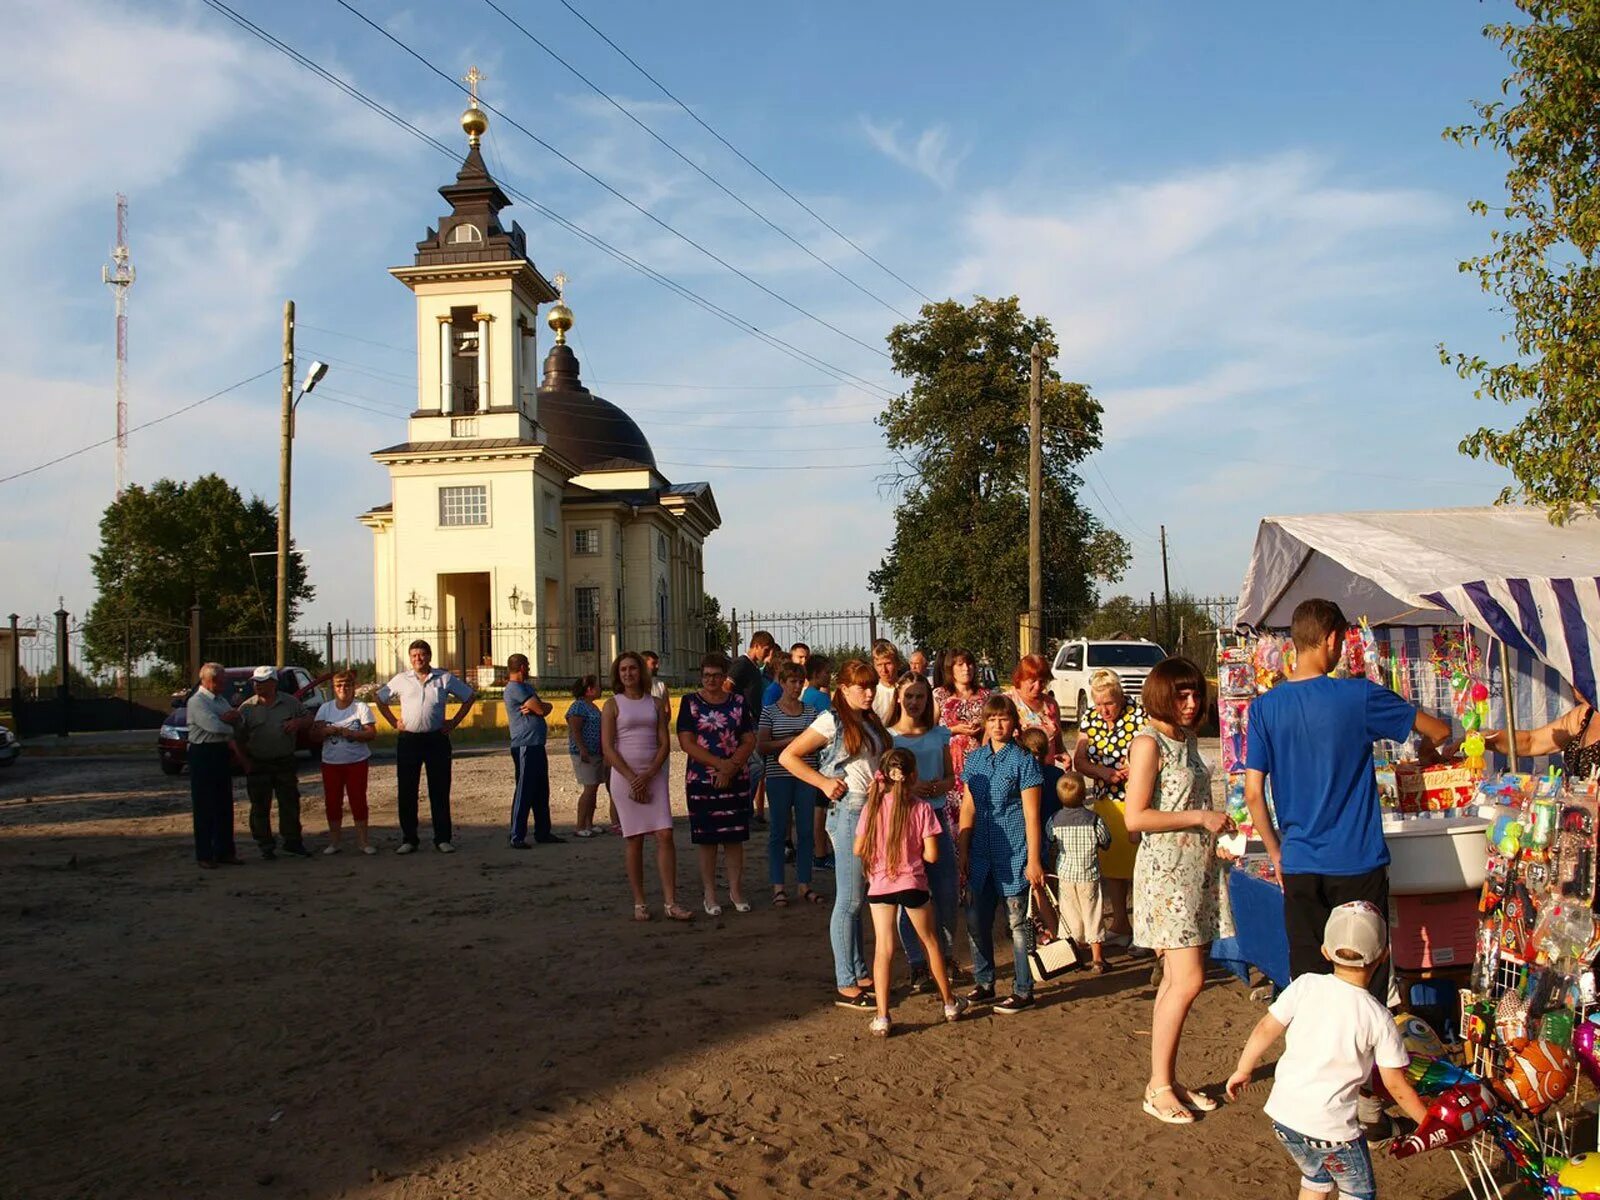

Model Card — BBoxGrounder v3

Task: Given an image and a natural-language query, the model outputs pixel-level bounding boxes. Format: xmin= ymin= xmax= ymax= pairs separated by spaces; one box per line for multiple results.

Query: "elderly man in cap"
xmin=236 ymin=666 xmax=315 ymax=859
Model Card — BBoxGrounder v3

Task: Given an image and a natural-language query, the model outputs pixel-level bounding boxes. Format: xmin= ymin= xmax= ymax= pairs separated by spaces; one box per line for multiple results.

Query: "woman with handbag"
xmin=1125 ymin=657 xmax=1235 ymax=1124
xmin=779 ymin=659 xmax=891 ymax=1008
xmin=957 ymin=694 xmax=1046 ymax=1015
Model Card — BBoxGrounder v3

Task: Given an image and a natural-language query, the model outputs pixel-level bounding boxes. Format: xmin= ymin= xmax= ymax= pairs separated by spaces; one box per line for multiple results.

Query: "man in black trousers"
xmin=186 ymin=661 xmax=242 ymax=868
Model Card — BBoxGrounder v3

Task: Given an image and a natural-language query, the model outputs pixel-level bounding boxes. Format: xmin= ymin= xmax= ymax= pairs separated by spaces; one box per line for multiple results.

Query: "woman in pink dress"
xmin=602 ymin=651 xmax=691 ymax=923
xmin=937 ymin=650 xmax=991 ymax=830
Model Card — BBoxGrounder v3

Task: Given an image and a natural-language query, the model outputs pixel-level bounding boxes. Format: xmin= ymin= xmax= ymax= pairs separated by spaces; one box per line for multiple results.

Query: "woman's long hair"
xmin=832 ymin=658 xmax=890 ymax=758
xmin=860 ymin=748 xmax=919 ymax=878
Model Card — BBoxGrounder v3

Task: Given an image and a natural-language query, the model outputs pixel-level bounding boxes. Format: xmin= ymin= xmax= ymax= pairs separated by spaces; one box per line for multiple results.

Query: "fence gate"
xmin=11 ymin=611 xmax=192 ymax=737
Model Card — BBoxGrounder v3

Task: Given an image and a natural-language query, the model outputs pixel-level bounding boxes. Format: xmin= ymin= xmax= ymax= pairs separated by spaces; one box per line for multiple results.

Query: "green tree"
xmin=869 ymin=296 xmax=1130 ymax=659
xmin=698 ymin=591 xmax=733 ymax=654
xmin=85 ymin=475 xmax=313 ymax=671
xmin=1445 ymin=2 xmax=1600 ymax=517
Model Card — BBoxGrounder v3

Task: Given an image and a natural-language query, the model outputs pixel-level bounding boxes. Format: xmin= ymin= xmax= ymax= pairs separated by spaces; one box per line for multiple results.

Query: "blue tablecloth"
xmin=1210 ymin=866 xmax=1290 ymax=991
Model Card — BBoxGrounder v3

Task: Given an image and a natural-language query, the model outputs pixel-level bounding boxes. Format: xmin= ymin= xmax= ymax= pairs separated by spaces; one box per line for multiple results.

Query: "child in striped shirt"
xmin=1048 ymin=772 xmax=1110 ymax=973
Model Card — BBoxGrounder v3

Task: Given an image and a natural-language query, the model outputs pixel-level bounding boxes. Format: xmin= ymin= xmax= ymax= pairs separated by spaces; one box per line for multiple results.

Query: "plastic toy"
xmin=1405 ymin=1054 xmax=1475 ymax=1095
xmin=1490 ymin=1113 xmax=1549 ymax=1194
xmin=1497 ymin=987 xmax=1533 ymax=1049
xmin=1464 ymin=733 xmax=1488 ymax=775
xmin=1389 ymin=1082 xmax=1498 ymax=1158
xmin=1559 ymin=1151 xmax=1600 ymax=1196
xmin=1494 ymin=1039 xmax=1575 ymax=1115
xmin=1543 ymin=1008 xmax=1575 ymax=1050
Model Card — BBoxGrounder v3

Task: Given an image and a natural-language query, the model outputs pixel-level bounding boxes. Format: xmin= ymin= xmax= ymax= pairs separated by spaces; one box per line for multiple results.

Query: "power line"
xmin=554 ymin=0 xmax=934 ymax=305
xmin=197 ymin=0 xmax=897 ymax=403
xmin=0 ymin=366 xmax=279 ymax=487
xmin=331 ymin=0 xmax=894 ymax=364
xmin=481 ymin=0 xmax=911 ymax=322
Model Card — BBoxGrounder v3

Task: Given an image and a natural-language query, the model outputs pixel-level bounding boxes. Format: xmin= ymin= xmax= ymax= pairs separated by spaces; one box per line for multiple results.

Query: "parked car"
xmin=0 ymin=724 xmax=18 ymax=768
xmin=1047 ymin=639 xmax=1168 ymax=724
xmin=158 ymin=666 xmax=332 ymax=776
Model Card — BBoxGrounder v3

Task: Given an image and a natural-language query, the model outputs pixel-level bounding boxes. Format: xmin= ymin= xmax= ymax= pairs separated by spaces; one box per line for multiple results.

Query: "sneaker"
xmin=943 ymin=997 xmax=970 ymax=1022
xmin=396 ymin=843 xmax=417 ymax=855
xmin=907 ymin=967 xmax=931 ymax=995
xmin=574 ymin=828 xmax=596 ymax=839
xmin=534 ymin=834 xmax=566 ymax=844
xmin=436 ymin=841 xmax=456 ymax=854
xmin=814 ymin=856 xmax=835 ymax=872
xmin=966 ymin=983 xmax=996 ymax=1003
xmin=322 ymin=845 xmax=341 ymax=856
xmin=360 ymin=846 xmax=377 ymax=856
xmin=280 ymin=843 xmax=313 ymax=858
xmin=510 ymin=840 xmax=531 ymax=850
xmin=994 ymin=993 xmax=1034 ymax=1015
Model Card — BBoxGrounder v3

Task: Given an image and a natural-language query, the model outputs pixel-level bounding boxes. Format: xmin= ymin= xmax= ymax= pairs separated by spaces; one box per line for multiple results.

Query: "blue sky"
xmin=0 ymin=0 xmax=1525 ymax=629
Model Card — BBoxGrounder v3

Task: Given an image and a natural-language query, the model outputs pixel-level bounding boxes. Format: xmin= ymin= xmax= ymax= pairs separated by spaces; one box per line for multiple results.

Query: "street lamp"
xmin=275 ymin=301 xmax=330 ymax=667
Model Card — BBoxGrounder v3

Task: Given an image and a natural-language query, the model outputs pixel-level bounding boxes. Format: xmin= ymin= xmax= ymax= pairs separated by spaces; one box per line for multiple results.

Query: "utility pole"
xmin=1026 ymin=341 xmax=1043 ymax=656
xmin=1159 ymin=524 xmax=1173 ymax=651
xmin=102 ymin=193 xmax=135 ymax=498
xmin=276 ymin=300 xmax=295 ymax=667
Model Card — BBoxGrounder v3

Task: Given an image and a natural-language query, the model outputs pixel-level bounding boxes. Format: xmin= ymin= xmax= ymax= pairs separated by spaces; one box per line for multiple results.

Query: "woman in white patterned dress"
xmin=1126 ymin=657 xmax=1235 ymax=1125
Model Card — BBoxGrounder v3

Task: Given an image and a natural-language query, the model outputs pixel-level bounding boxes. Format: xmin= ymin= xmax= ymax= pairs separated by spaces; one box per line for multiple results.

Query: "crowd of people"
xmin=187 ymin=599 xmax=1517 ymax=1192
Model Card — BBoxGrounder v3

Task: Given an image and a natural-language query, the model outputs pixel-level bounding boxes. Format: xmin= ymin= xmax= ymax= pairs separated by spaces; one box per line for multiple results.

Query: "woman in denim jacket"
xmin=780 ymin=659 xmax=891 ymax=1007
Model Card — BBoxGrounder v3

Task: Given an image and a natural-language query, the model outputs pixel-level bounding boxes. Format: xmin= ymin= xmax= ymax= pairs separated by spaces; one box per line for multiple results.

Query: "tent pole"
xmin=1498 ymin=638 xmax=1520 ymax=773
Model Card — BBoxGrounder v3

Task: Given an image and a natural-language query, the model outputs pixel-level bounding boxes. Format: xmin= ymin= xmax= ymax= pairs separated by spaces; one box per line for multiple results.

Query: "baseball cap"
xmin=251 ymin=666 xmax=278 ymax=683
xmin=1323 ymin=901 xmax=1387 ymax=966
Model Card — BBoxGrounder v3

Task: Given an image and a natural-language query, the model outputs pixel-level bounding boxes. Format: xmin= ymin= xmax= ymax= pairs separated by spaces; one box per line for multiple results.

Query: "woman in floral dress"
xmin=676 ymin=651 xmax=756 ymax=915
xmin=1125 ymin=657 xmax=1234 ymax=1125
xmin=936 ymin=650 xmax=990 ymax=831
xmin=1006 ymin=655 xmax=1063 ymax=761
xmin=1072 ymin=668 xmax=1147 ymax=945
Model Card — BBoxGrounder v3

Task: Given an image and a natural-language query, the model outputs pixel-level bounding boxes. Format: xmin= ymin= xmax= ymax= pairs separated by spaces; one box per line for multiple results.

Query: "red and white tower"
xmin=102 ymin=193 xmax=135 ymax=497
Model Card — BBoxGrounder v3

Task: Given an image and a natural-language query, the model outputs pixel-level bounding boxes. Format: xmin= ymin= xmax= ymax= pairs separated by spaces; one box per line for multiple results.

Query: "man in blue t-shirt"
xmin=505 ymin=653 xmax=560 ymax=848
xmin=1245 ymin=599 xmax=1450 ymax=1001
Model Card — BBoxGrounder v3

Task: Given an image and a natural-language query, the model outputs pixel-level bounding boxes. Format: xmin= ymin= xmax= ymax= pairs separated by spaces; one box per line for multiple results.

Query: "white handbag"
xmin=1026 ymin=883 xmax=1080 ymax=979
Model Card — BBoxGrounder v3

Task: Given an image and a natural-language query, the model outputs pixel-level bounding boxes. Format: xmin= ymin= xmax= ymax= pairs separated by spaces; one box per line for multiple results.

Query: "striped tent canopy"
xmin=1236 ymin=507 xmax=1600 ymax=708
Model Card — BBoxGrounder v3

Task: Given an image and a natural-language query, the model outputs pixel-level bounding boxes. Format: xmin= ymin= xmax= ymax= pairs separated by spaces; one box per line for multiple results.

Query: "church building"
xmin=359 ymin=83 xmax=720 ymax=682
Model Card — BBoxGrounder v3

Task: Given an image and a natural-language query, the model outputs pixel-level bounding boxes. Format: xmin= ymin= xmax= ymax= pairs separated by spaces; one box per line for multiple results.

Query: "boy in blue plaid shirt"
xmin=1048 ymin=772 xmax=1110 ymax=973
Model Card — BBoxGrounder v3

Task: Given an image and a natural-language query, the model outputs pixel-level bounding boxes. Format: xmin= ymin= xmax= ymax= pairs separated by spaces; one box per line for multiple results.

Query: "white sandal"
xmin=1143 ymin=1085 xmax=1196 ymax=1124
xmin=870 ymin=1015 xmax=891 ymax=1037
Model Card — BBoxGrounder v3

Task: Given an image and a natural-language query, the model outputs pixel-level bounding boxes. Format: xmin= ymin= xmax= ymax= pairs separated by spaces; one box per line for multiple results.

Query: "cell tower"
xmin=102 ymin=194 xmax=135 ymax=497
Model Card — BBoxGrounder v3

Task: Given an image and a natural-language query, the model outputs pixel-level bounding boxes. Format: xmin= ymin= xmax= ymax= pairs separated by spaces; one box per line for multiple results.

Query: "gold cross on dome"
xmin=553 ymin=272 xmax=568 ymax=297
xmin=463 ymin=65 xmax=486 ymax=106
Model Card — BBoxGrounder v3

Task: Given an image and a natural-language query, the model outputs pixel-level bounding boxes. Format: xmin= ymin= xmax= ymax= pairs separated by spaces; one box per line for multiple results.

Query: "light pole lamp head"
xmin=301 ymin=361 xmax=329 ymax=394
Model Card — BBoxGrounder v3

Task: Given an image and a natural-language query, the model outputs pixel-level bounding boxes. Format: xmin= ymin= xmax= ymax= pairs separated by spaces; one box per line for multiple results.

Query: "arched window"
xmin=657 ymin=578 xmax=670 ymax=662
xmin=450 ymin=223 xmax=483 ymax=244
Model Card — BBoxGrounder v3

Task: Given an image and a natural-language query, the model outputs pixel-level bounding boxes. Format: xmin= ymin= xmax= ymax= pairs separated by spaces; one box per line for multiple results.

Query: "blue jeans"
xmin=1271 ymin=1122 xmax=1375 ymax=1199
xmin=826 ymin=795 xmax=868 ymax=989
xmin=899 ymin=814 xmax=957 ymax=970
xmin=508 ymin=745 xmax=551 ymax=843
xmin=765 ymin=774 xmax=816 ymax=886
xmin=966 ymin=872 xmax=1034 ymax=997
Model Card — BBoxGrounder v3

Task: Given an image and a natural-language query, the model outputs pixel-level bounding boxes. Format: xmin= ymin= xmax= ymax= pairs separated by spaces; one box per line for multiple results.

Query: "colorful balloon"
xmin=1495 ymin=1039 xmax=1575 ymax=1116
xmin=1490 ymin=1113 xmax=1548 ymax=1194
xmin=1575 ymin=1017 xmax=1600 ymax=1085
xmin=1390 ymin=1083 xmax=1498 ymax=1159
xmin=1559 ymin=1152 xmax=1600 ymax=1198
xmin=1396 ymin=1013 xmax=1447 ymax=1060
xmin=1405 ymin=1054 xmax=1476 ymax=1095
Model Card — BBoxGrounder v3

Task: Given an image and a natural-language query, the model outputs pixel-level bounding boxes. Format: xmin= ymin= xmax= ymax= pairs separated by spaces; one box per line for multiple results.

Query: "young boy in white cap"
xmin=1225 ymin=902 xmax=1429 ymax=1200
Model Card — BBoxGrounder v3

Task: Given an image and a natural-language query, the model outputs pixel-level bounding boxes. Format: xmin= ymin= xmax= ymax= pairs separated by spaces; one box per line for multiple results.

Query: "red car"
xmin=157 ymin=666 xmax=333 ymax=775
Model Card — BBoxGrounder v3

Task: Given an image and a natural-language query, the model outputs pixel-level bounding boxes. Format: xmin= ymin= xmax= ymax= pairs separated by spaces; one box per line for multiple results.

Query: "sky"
xmin=0 ymin=0 xmax=1528 ymax=631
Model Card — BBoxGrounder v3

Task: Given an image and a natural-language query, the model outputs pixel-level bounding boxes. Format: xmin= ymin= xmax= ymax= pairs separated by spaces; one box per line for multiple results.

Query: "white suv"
xmin=1048 ymin=638 xmax=1167 ymax=723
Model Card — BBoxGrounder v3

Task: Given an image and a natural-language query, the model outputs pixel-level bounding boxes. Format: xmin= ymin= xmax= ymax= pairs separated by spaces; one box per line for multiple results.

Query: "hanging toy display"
xmin=1389 ymin=1082 xmax=1499 ymax=1158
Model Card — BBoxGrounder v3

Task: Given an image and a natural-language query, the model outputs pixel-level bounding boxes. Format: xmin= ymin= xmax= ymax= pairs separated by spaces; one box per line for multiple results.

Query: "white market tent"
xmin=1236 ymin=506 xmax=1600 ymax=726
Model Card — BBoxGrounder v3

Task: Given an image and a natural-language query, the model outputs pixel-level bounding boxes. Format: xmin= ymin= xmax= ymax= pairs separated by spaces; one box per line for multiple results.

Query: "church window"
xmin=657 ymin=579 xmax=669 ymax=658
xmin=542 ymin=489 xmax=559 ymax=532
xmin=656 ymin=532 xmax=668 ymax=561
xmin=573 ymin=528 xmax=600 ymax=556
xmin=574 ymin=587 xmax=599 ymax=652
xmin=438 ymin=484 xmax=488 ymax=527
xmin=449 ymin=223 xmax=483 ymax=244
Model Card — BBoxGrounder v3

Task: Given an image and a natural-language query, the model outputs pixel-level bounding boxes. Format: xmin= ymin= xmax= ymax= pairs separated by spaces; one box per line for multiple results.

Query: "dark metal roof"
xmin=538 ymin=343 xmax=658 ymax=471
xmin=372 ymin=437 xmax=537 ymax=456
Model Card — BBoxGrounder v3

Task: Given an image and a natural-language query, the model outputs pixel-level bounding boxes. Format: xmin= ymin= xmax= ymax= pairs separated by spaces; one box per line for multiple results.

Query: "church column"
xmin=518 ymin=317 xmax=537 ymax=421
xmin=473 ymin=312 xmax=493 ymax=409
xmin=437 ymin=315 xmax=454 ymax=414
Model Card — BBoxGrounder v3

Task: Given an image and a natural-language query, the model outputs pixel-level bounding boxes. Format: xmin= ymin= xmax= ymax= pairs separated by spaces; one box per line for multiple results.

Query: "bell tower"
xmin=388 ymin=67 xmax=559 ymax=442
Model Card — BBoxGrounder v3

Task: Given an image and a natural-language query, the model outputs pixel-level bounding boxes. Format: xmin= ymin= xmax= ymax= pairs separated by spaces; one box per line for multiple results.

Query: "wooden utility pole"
xmin=1026 ymin=342 xmax=1043 ymax=655
xmin=276 ymin=300 xmax=294 ymax=667
xmin=1159 ymin=524 xmax=1173 ymax=651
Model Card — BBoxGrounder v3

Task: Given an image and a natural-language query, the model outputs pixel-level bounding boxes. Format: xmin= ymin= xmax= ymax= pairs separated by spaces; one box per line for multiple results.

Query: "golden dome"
xmin=547 ymin=301 xmax=574 ymax=345
xmin=461 ymin=105 xmax=489 ymax=146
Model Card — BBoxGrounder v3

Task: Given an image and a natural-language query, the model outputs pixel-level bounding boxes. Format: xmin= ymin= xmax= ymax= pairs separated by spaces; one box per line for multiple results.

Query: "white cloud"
xmin=858 ymin=117 xmax=967 ymax=190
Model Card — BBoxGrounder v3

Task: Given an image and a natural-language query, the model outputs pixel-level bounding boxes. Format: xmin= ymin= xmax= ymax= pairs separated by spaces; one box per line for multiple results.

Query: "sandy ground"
xmin=0 ymin=746 xmax=1469 ymax=1200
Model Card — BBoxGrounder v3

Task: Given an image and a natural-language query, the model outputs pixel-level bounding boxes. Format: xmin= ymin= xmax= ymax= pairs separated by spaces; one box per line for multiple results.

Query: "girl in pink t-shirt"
xmin=854 ymin=749 xmax=968 ymax=1035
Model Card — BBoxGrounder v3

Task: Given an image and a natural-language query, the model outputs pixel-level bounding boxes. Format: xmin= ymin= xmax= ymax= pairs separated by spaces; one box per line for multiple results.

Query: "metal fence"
xmin=728 ymin=606 xmax=910 ymax=664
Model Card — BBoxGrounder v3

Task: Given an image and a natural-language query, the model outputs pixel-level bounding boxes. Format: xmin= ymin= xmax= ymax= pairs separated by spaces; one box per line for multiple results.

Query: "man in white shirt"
xmin=375 ymin=639 xmax=477 ymax=853
xmin=643 ymin=650 xmax=669 ymax=703
xmin=186 ymin=661 xmax=241 ymax=868
xmin=870 ymin=639 xmax=901 ymax=723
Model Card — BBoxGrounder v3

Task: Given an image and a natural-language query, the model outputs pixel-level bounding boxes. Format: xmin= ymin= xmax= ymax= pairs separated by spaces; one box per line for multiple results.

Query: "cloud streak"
xmin=858 ymin=117 xmax=967 ymax=190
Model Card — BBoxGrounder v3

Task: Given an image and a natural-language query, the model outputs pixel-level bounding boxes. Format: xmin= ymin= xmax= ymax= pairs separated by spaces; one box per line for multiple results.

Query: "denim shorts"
xmin=1271 ymin=1123 xmax=1375 ymax=1199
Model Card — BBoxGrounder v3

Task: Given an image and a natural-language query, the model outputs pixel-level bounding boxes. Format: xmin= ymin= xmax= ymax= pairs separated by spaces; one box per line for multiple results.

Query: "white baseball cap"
xmin=251 ymin=666 xmax=278 ymax=683
xmin=1323 ymin=901 xmax=1387 ymax=966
